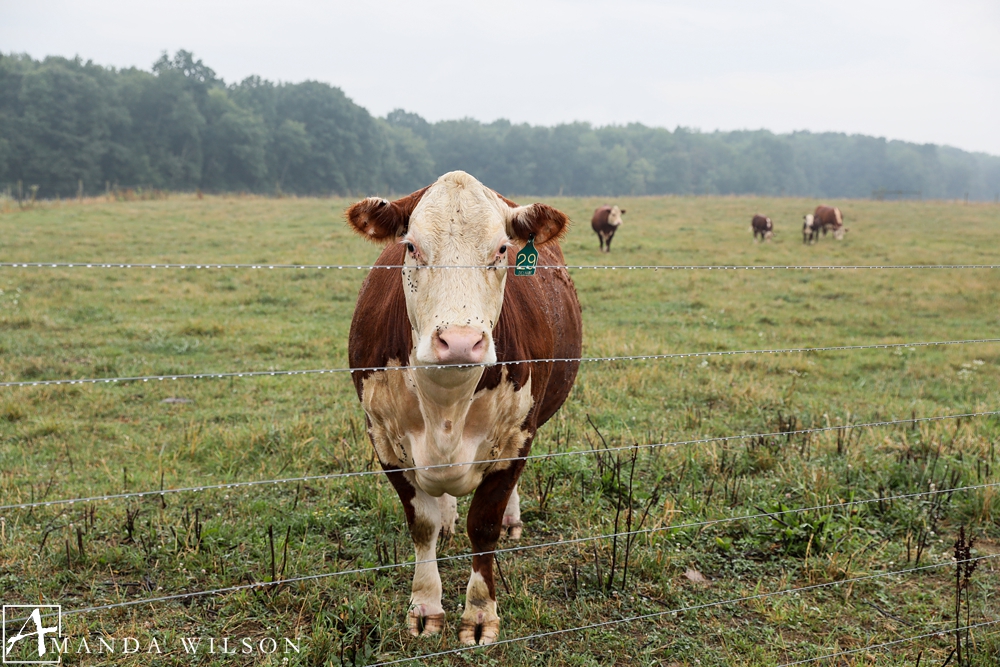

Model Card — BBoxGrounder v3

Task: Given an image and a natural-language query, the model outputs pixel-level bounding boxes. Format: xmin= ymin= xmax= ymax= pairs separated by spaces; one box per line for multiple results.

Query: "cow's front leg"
xmin=460 ymin=463 xmax=523 ymax=645
xmin=383 ymin=469 xmax=446 ymax=637
xmin=407 ymin=487 xmax=446 ymax=636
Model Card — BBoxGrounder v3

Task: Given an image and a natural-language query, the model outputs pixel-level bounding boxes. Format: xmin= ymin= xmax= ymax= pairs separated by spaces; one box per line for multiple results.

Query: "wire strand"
xmin=2 ymin=337 xmax=996 ymax=388
xmin=776 ymin=619 xmax=1000 ymax=666
xmin=4 ymin=409 xmax=996 ymax=511
xmin=15 ymin=482 xmax=997 ymax=620
xmin=3 ymin=262 xmax=1000 ymax=271
xmin=365 ymin=555 xmax=1000 ymax=666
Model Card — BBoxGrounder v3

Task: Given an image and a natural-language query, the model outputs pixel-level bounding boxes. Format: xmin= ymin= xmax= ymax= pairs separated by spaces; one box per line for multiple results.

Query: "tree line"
xmin=2 ymin=51 xmax=999 ymax=200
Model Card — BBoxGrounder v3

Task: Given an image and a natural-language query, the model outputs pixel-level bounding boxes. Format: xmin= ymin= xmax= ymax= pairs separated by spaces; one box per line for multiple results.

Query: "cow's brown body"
xmin=346 ymin=172 xmax=582 ymax=645
xmin=813 ymin=205 xmax=846 ymax=239
xmin=591 ymin=205 xmax=625 ymax=252
xmin=751 ymin=214 xmax=773 ymax=241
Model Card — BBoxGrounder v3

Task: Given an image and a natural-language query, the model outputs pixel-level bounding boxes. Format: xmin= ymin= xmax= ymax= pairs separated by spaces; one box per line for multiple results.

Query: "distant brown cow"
xmin=802 ymin=214 xmax=818 ymax=244
xmin=751 ymin=214 xmax=773 ymax=241
xmin=813 ymin=206 xmax=847 ymax=240
xmin=591 ymin=205 xmax=625 ymax=252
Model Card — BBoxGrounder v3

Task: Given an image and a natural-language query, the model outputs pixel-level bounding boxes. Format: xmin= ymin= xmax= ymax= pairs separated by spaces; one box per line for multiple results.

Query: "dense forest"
xmin=2 ymin=51 xmax=999 ymax=200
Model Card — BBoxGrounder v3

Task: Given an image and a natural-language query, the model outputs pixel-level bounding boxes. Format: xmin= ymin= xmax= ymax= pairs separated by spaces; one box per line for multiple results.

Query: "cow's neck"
xmin=410 ymin=365 xmax=485 ymax=457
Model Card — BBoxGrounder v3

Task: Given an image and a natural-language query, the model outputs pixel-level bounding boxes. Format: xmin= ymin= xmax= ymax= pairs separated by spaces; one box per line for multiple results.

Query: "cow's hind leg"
xmin=502 ymin=484 xmax=522 ymax=539
xmin=460 ymin=463 xmax=523 ymax=645
xmin=384 ymin=469 xmax=446 ymax=637
xmin=438 ymin=494 xmax=458 ymax=539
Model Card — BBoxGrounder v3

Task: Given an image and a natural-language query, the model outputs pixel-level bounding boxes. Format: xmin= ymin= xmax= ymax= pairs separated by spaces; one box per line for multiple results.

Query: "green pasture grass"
xmin=1 ymin=193 xmax=999 ymax=665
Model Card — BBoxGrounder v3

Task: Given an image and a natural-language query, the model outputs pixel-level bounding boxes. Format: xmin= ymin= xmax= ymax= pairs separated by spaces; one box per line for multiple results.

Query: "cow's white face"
xmin=401 ymin=175 xmax=512 ymax=368
xmin=347 ymin=171 xmax=569 ymax=379
xmin=608 ymin=205 xmax=625 ymax=227
xmin=804 ymin=214 xmax=814 ymax=227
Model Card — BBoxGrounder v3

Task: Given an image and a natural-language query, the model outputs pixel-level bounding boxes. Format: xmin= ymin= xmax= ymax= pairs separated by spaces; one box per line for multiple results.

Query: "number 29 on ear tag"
xmin=515 ymin=235 xmax=538 ymax=276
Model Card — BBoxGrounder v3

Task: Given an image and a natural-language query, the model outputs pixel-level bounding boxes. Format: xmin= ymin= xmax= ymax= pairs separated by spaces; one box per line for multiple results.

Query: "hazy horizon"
xmin=3 ymin=0 xmax=998 ymax=157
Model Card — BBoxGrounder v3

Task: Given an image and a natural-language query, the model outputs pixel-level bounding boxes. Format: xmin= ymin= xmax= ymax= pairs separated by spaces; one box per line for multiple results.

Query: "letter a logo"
xmin=2 ymin=606 xmax=62 ymax=664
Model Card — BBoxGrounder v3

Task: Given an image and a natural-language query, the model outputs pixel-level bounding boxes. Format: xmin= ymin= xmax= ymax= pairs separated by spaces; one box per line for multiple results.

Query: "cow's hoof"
xmin=502 ymin=521 xmax=523 ymax=540
xmin=407 ymin=607 xmax=445 ymax=637
xmin=458 ymin=617 xmax=499 ymax=645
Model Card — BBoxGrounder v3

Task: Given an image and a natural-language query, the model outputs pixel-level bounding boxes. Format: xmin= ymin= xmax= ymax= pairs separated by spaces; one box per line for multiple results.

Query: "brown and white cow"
xmin=346 ymin=171 xmax=582 ymax=645
xmin=802 ymin=213 xmax=818 ymax=244
xmin=751 ymin=214 xmax=773 ymax=241
xmin=591 ymin=204 xmax=625 ymax=252
xmin=813 ymin=205 xmax=847 ymax=240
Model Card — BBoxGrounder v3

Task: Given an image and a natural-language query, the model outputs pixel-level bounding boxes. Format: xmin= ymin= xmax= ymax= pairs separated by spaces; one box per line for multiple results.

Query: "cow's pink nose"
xmin=433 ymin=327 xmax=487 ymax=364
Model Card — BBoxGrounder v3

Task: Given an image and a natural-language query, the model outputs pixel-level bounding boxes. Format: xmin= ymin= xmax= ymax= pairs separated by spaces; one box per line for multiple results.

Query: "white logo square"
xmin=2 ymin=606 xmax=62 ymax=665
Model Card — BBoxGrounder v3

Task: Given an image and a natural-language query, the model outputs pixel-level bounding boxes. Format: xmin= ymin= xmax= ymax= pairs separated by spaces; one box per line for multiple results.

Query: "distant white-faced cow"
xmin=751 ymin=214 xmax=773 ymax=241
xmin=813 ymin=205 xmax=847 ymax=240
xmin=802 ymin=213 xmax=818 ymax=244
xmin=346 ymin=171 xmax=582 ymax=645
xmin=591 ymin=205 xmax=625 ymax=252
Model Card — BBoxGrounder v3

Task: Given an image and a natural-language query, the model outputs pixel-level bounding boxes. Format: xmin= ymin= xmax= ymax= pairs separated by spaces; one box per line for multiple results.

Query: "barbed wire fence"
xmin=363 ymin=555 xmax=1000 ymax=667
xmin=3 ymin=409 xmax=998 ymax=512
xmin=777 ymin=619 xmax=1000 ymax=667
xmin=2 ymin=338 xmax=997 ymax=388
xmin=2 ymin=261 xmax=1000 ymax=270
xmin=1 ymin=486 xmax=991 ymax=620
xmin=2 ymin=259 xmax=999 ymax=662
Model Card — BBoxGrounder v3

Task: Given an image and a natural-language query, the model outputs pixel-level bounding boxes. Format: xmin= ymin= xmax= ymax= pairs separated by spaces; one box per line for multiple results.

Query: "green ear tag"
xmin=514 ymin=235 xmax=538 ymax=276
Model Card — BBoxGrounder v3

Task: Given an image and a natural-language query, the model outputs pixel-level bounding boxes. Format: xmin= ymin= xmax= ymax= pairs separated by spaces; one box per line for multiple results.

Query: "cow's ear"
xmin=505 ymin=203 xmax=570 ymax=245
xmin=346 ymin=186 xmax=429 ymax=242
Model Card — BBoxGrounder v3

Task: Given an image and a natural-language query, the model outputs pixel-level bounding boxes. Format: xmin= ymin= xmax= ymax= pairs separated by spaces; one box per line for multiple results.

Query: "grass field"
xmin=1 ymin=193 xmax=1000 ymax=666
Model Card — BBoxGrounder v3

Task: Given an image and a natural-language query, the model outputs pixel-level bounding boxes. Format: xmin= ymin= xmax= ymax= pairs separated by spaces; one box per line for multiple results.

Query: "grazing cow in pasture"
xmin=802 ymin=214 xmax=818 ymax=244
xmin=814 ymin=205 xmax=847 ymax=240
xmin=591 ymin=204 xmax=625 ymax=252
xmin=751 ymin=214 xmax=773 ymax=241
xmin=346 ymin=171 xmax=582 ymax=645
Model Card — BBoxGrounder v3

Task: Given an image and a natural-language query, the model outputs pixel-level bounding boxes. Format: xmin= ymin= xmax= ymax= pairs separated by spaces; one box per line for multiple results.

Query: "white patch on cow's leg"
xmin=438 ymin=494 xmax=457 ymax=539
xmin=407 ymin=489 xmax=445 ymax=637
xmin=502 ymin=484 xmax=522 ymax=540
xmin=459 ymin=570 xmax=500 ymax=645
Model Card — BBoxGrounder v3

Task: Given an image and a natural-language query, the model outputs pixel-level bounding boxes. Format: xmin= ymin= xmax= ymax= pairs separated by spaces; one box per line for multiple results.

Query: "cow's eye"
xmin=498 ymin=245 xmax=508 ymax=255
xmin=405 ymin=242 xmax=416 ymax=254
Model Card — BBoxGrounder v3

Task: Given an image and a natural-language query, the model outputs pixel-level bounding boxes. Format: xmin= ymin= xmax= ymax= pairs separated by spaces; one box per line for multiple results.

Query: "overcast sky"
xmin=3 ymin=0 xmax=999 ymax=155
